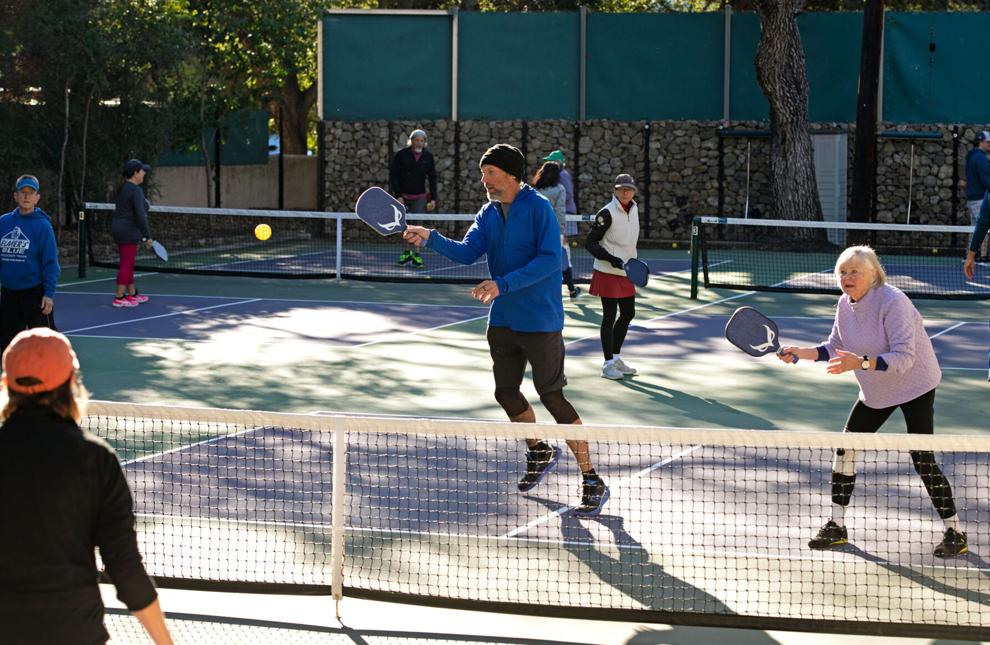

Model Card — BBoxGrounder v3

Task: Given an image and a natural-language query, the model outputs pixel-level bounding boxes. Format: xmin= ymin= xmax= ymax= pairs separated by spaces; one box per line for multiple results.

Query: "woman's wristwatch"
xmin=861 ymin=355 xmax=870 ymax=370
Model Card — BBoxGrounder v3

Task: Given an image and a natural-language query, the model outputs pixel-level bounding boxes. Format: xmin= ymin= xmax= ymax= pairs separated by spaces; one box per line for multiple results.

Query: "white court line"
xmin=63 ymin=298 xmax=261 ymax=334
xmin=59 ymin=290 xmax=487 ymax=310
xmin=123 ymin=424 xmax=265 ymax=466
xmin=502 ymin=445 xmax=702 ymax=538
xmin=60 ymin=272 xmax=154 ymax=287
xmin=350 ymin=314 xmax=490 ymax=348
xmin=928 ymin=321 xmax=967 ymax=340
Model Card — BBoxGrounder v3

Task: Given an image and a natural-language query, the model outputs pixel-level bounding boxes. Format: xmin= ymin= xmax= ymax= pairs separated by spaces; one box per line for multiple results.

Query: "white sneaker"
xmin=613 ymin=357 xmax=636 ymax=375
xmin=601 ymin=362 xmax=624 ymax=380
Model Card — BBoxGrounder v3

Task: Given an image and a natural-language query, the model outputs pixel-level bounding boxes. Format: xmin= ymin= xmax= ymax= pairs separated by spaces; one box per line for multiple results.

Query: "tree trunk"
xmin=280 ymin=74 xmax=316 ymax=155
xmin=753 ymin=0 xmax=823 ymax=223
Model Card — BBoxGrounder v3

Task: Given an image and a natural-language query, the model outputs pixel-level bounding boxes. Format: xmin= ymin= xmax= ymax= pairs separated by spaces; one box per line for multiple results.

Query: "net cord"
xmin=696 ymin=215 xmax=971 ymax=234
xmin=84 ymin=400 xmax=990 ymax=452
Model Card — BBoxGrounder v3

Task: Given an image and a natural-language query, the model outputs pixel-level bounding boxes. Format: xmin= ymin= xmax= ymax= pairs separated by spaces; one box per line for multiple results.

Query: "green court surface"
xmin=58 ymin=259 xmax=989 ymax=436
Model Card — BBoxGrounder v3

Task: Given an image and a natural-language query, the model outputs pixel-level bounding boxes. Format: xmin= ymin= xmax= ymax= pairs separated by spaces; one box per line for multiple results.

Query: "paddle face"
xmin=724 ymin=306 xmax=796 ymax=362
xmin=624 ymin=258 xmax=649 ymax=287
xmin=151 ymin=240 xmax=168 ymax=262
xmin=355 ymin=186 xmax=407 ymax=236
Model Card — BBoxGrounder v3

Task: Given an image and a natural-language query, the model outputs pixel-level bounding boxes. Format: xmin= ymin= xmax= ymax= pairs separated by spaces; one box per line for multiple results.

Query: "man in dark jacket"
xmin=965 ymin=131 xmax=990 ymax=260
xmin=389 ymin=129 xmax=438 ymax=269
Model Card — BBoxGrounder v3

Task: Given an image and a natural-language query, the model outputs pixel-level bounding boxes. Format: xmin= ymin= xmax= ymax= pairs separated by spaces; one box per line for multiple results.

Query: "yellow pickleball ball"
xmin=255 ymin=223 xmax=272 ymax=241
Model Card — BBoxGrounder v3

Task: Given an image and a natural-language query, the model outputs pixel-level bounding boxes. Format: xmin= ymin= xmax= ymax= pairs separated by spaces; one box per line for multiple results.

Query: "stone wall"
xmin=322 ymin=119 xmax=986 ymax=244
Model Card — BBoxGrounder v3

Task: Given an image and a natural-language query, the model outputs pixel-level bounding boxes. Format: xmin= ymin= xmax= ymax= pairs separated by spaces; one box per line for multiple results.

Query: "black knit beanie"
xmin=478 ymin=144 xmax=526 ymax=181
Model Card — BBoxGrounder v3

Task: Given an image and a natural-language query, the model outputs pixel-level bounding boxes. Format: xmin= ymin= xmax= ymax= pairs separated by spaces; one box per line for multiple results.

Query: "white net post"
xmin=330 ymin=415 xmax=347 ymax=616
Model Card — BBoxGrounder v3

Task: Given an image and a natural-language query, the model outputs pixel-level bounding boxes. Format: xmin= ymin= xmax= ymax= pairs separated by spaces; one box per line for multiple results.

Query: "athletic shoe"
xmin=808 ymin=520 xmax=848 ymax=549
xmin=112 ymin=296 xmax=139 ymax=308
xmin=601 ymin=362 xmax=624 ymax=380
xmin=411 ymin=253 xmax=424 ymax=269
xmin=613 ymin=357 xmax=637 ymax=376
xmin=573 ymin=475 xmax=609 ymax=517
xmin=397 ymin=250 xmax=413 ymax=266
xmin=568 ymin=287 xmax=581 ymax=299
xmin=517 ymin=444 xmax=559 ymax=492
xmin=129 ymin=293 xmax=149 ymax=304
xmin=934 ymin=527 xmax=968 ymax=558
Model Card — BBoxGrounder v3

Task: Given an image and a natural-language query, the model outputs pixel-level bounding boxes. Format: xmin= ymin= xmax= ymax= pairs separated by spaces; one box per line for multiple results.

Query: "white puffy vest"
xmin=592 ymin=196 xmax=640 ymax=276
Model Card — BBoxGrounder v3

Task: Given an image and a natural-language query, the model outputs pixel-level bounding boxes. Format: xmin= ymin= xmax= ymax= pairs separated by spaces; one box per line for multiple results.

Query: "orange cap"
xmin=2 ymin=328 xmax=78 ymax=394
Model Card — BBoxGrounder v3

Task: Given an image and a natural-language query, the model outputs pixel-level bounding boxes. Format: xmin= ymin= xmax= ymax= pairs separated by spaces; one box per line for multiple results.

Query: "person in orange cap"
xmin=0 ymin=328 xmax=172 ymax=644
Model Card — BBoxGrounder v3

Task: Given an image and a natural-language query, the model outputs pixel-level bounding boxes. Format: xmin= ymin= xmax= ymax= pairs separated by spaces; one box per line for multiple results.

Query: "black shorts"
xmin=487 ymin=326 xmax=567 ymax=395
xmin=844 ymin=388 xmax=936 ymax=435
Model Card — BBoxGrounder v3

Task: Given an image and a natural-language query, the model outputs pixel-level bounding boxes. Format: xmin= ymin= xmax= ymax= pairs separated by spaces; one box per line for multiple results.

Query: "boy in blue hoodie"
xmin=0 ymin=175 xmax=60 ymax=353
xmin=403 ymin=144 xmax=608 ymax=516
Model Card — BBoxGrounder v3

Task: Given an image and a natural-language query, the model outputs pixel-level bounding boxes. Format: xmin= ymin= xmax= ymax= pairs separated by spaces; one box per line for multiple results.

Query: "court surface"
xmin=59 ymin=257 xmax=990 ymax=643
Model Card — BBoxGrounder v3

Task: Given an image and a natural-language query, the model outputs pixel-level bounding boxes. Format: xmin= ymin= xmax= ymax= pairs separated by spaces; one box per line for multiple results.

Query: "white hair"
xmin=834 ymin=245 xmax=887 ymax=288
xmin=407 ymin=129 xmax=427 ymax=146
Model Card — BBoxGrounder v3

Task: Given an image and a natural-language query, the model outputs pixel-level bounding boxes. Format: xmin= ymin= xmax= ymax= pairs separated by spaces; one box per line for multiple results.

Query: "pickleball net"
xmin=690 ymin=216 xmax=990 ymax=300
xmin=80 ymin=203 xmax=596 ymax=283
xmin=86 ymin=402 xmax=990 ymax=640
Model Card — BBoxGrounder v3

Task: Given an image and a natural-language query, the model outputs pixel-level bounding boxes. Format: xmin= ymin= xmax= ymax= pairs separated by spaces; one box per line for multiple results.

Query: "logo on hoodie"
xmin=0 ymin=226 xmax=30 ymax=261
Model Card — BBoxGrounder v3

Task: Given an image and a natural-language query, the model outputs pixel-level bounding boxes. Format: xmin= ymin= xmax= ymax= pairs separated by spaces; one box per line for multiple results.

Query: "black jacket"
xmin=0 ymin=409 xmax=157 ymax=644
xmin=389 ymin=147 xmax=438 ymax=203
xmin=111 ymin=181 xmax=151 ymax=244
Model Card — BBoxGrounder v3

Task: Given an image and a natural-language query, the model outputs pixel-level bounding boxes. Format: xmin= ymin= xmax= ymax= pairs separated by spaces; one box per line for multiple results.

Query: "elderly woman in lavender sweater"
xmin=778 ymin=245 xmax=967 ymax=558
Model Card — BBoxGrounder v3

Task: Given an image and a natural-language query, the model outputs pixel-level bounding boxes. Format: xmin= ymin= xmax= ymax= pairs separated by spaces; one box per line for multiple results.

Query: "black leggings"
xmin=831 ymin=389 xmax=957 ymax=519
xmin=600 ymin=296 xmax=635 ymax=360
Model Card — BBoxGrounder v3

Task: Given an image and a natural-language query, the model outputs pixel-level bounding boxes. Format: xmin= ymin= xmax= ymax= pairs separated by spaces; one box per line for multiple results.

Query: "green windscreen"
xmin=321 ymin=13 xmax=451 ymax=121
xmin=883 ymin=12 xmax=990 ymax=124
xmin=586 ymin=13 xmax=723 ymax=120
xmin=458 ymin=13 xmax=579 ymax=120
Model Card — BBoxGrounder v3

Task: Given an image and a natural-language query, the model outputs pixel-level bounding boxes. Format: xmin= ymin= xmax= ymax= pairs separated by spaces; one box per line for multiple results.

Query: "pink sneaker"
xmin=112 ymin=296 xmax=139 ymax=308
xmin=129 ymin=293 xmax=149 ymax=303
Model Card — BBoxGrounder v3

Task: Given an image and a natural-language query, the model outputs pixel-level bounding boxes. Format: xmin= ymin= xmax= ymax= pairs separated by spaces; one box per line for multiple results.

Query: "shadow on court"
xmin=528 ymin=496 xmax=733 ymax=616
xmin=840 ymin=544 xmax=990 ymax=607
xmin=616 ymin=378 xmax=778 ymax=429
xmin=626 ymin=626 xmax=780 ymax=644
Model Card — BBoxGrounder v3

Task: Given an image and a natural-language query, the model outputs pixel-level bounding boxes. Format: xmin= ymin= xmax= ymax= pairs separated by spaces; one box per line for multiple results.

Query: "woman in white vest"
xmin=585 ymin=174 xmax=640 ymax=380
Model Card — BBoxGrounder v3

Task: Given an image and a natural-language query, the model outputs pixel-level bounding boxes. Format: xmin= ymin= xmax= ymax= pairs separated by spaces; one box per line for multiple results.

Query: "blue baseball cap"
xmin=14 ymin=176 xmax=39 ymax=192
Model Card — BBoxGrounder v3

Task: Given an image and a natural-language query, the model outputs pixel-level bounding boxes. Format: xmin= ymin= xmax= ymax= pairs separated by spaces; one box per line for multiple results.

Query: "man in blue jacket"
xmin=965 ymin=131 xmax=990 ymax=260
xmin=403 ymin=144 xmax=608 ymax=516
xmin=0 ymin=175 xmax=60 ymax=354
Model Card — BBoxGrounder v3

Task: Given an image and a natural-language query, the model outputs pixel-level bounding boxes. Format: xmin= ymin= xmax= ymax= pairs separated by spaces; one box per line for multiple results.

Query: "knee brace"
xmin=832 ymin=448 xmax=857 ymax=476
xmin=539 ymin=389 xmax=579 ymax=425
xmin=830 ymin=449 xmax=857 ymax=506
xmin=495 ymin=387 xmax=528 ymax=418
